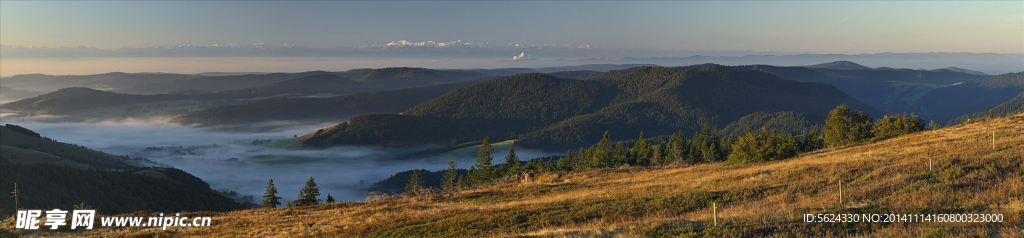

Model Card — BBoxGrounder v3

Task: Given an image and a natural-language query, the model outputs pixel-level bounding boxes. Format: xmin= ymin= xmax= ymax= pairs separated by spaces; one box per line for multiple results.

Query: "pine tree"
xmin=471 ymin=138 xmax=495 ymax=184
xmin=295 ymin=176 xmax=321 ymax=206
xmin=261 ymin=178 xmax=282 ymax=208
xmin=592 ymin=131 xmax=612 ymax=168
xmin=326 ymin=194 xmax=335 ymax=203
xmin=632 ymin=132 xmax=652 ymax=166
xmin=503 ymin=147 xmax=521 ymax=177
xmin=988 ymin=109 xmax=994 ymax=119
xmin=405 ymin=169 xmax=423 ymax=196
xmin=441 ymin=160 xmax=458 ymax=193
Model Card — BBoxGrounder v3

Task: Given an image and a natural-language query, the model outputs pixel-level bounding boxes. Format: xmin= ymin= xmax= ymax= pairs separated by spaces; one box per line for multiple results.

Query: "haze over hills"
xmin=0 ymin=124 xmax=246 ymax=217
xmin=218 ymin=74 xmax=365 ymax=97
xmin=727 ymin=63 xmax=988 ymax=120
xmin=54 ymin=112 xmax=1024 ymax=237
xmin=0 ymin=86 xmax=44 ymax=103
xmin=302 ymin=65 xmax=877 ymax=149
xmin=172 ymin=79 xmax=487 ymax=126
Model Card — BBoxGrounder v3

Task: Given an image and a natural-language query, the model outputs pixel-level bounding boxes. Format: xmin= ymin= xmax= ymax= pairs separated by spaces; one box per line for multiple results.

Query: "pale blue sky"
xmin=1 ymin=1 xmax=1022 ymax=54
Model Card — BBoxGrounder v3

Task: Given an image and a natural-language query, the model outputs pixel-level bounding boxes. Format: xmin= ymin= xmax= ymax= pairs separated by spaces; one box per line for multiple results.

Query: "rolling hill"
xmin=303 ymin=65 xmax=877 ymax=149
xmin=46 ymin=112 xmax=1024 ymax=237
xmin=0 ymin=86 xmax=44 ymax=103
xmin=218 ymin=74 xmax=365 ymax=97
xmin=805 ymin=60 xmax=873 ymax=70
xmin=916 ymin=72 xmax=1024 ymax=123
xmin=0 ymin=87 xmax=236 ymax=119
xmin=948 ymin=91 xmax=1024 ymax=125
xmin=171 ymin=79 xmax=487 ymax=126
xmin=729 ymin=63 xmax=988 ymax=118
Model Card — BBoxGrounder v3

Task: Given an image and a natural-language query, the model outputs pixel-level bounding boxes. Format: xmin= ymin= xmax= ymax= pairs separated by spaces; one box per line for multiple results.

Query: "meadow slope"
xmin=7 ymin=113 xmax=1023 ymax=237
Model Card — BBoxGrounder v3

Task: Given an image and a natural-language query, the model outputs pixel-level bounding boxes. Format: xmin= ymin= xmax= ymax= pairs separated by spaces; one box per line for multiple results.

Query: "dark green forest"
xmin=304 ymin=66 xmax=877 ymax=150
xmin=0 ymin=164 xmax=244 ymax=217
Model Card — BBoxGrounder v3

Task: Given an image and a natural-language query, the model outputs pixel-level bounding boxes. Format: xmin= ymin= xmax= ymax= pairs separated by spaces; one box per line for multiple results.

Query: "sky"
xmin=2 ymin=1 xmax=1022 ymax=54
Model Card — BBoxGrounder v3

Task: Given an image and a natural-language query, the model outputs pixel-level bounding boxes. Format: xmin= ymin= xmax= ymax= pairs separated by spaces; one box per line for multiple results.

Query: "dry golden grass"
xmin=7 ymin=113 xmax=1024 ymax=237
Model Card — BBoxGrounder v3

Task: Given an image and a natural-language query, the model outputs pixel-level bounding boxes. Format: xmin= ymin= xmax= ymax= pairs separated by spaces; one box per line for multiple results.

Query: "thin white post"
xmin=713 ymin=202 xmax=718 ymax=226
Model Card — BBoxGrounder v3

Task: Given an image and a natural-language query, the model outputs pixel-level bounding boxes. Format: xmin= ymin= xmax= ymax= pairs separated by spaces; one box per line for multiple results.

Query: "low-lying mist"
xmin=2 ymin=119 xmax=559 ymax=202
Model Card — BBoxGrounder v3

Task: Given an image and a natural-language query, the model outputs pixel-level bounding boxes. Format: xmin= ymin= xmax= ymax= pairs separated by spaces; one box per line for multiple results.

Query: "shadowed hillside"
xmin=948 ymin=91 xmax=1024 ymax=125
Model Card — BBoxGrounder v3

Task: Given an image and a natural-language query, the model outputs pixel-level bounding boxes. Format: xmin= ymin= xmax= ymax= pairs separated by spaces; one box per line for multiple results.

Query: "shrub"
xmin=872 ymin=113 xmax=926 ymax=141
xmin=824 ymin=104 xmax=874 ymax=147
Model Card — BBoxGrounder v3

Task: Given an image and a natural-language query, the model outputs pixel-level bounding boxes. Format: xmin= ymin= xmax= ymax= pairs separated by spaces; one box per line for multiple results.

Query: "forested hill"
xmin=218 ymin=74 xmax=365 ymax=97
xmin=0 ymin=87 xmax=222 ymax=115
xmin=342 ymin=67 xmax=486 ymax=90
xmin=726 ymin=64 xmax=987 ymax=120
xmin=0 ymin=124 xmax=245 ymax=217
xmin=948 ymin=91 xmax=1024 ymax=125
xmin=916 ymin=72 xmax=1024 ymax=124
xmin=303 ymin=65 xmax=876 ymax=149
xmin=171 ymin=79 xmax=488 ymax=126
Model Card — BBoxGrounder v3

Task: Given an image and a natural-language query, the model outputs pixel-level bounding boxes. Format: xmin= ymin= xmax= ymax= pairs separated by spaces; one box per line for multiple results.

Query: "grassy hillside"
xmin=305 ymin=66 xmax=876 ymax=149
xmin=46 ymin=112 xmax=1023 ymax=237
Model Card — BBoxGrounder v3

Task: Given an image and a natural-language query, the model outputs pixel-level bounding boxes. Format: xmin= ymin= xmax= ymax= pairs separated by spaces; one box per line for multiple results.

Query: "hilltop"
xmin=48 ymin=112 xmax=1024 ymax=237
xmin=805 ymin=61 xmax=873 ymax=70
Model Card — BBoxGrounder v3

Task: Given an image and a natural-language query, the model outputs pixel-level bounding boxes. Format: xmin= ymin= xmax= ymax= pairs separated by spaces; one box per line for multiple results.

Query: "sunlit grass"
xmin=11 ymin=113 xmax=1023 ymax=237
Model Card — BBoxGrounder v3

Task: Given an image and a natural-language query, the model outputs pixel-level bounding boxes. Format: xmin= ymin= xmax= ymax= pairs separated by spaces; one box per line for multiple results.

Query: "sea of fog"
xmin=2 ymin=120 xmax=559 ymax=202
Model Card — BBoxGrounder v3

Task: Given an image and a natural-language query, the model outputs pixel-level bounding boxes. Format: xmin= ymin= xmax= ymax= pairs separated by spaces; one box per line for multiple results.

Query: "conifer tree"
xmin=294 ymin=176 xmax=321 ymax=206
xmin=441 ymin=161 xmax=458 ymax=192
xmin=326 ymin=194 xmax=335 ymax=203
xmin=470 ymin=138 xmax=495 ymax=184
xmin=261 ymin=178 xmax=282 ymax=208
xmin=405 ymin=169 xmax=423 ymax=196
xmin=504 ymin=147 xmax=521 ymax=177
xmin=632 ymin=132 xmax=652 ymax=166
xmin=592 ymin=131 xmax=612 ymax=168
